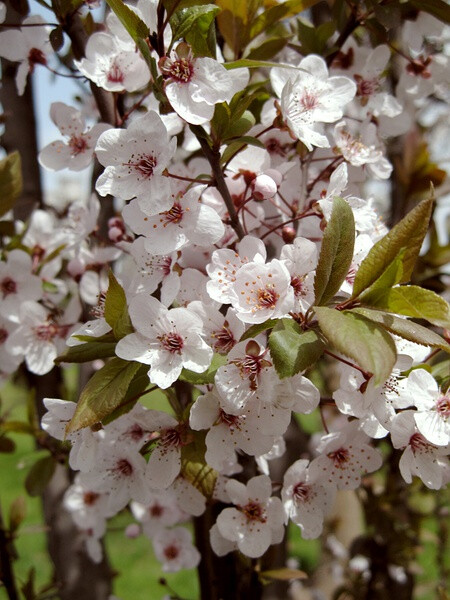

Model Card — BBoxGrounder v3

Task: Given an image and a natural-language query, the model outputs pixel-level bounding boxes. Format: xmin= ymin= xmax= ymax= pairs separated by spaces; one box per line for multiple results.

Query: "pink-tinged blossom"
xmin=0 ymin=249 xmax=42 ymax=321
xmin=229 ymin=258 xmax=294 ymax=324
xmin=152 ymin=527 xmax=200 ymax=572
xmin=216 ymin=475 xmax=285 ymax=558
xmin=0 ymin=15 xmax=51 ymax=95
xmin=389 ymin=411 xmax=449 ymax=490
xmin=95 ymin=110 xmax=176 ymax=215
xmin=188 ymin=302 xmax=244 ymax=355
xmin=309 ymin=421 xmax=383 ymax=490
xmin=272 ymin=55 xmax=356 ymax=150
xmin=115 ymin=293 xmax=213 ymax=389
xmin=39 ymin=103 xmax=111 ymax=172
xmin=6 ymin=299 xmax=80 ymax=375
xmin=131 ymin=491 xmax=184 ymax=536
xmin=280 ymin=237 xmax=318 ymax=314
xmin=81 ymin=442 xmax=150 ymax=514
xmin=206 ymin=235 xmax=267 ymax=304
xmin=403 ymin=369 xmax=450 ymax=446
xmin=160 ymin=43 xmax=247 ymax=125
xmin=122 ymin=186 xmax=224 ymax=255
xmin=189 ymin=390 xmax=275 ymax=471
xmin=75 ymin=32 xmax=150 ymax=93
xmin=215 ymin=339 xmax=276 ymax=415
xmin=0 ymin=316 xmax=21 ymax=375
xmin=41 ymin=398 xmax=103 ymax=472
xmin=282 ymin=459 xmax=336 ymax=539
xmin=63 ymin=473 xmax=110 ymax=530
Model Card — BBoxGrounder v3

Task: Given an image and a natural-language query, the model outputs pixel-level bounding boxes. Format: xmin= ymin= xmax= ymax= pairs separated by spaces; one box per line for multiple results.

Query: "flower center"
xmin=1 ymin=277 xmax=17 ymax=298
xmin=0 ymin=328 xmax=8 ymax=344
xmin=327 ymin=447 xmax=350 ymax=468
xmin=126 ymin=423 xmax=145 ymax=442
xmin=33 ymin=323 xmax=59 ymax=342
xmin=131 ymin=155 xmax=157 ymax=179
xmin=162 ymin=202 xmax=183 ymax=225
xmin=231 ymin=342 xmax=272 ymax=390
xmin=107 ymin=61 xmax=125 ymax=83
xmin=115 ymin=458 xmax=133 ymax=477
xmin=69 ymin=135 xmax=88 ymax=156
xmin=167 ymin=58 xmax=193 ymax=83
xmin=150 ymin=503 xmax=164 ymax=518
xmin=293 ymin=482 xmax=312 ymax=502
xmin=239 ymin=501 xmax=267 ymax=523
xmin=256 ymin=286 xmax=279 ymax=309
xmin=436 ymin=393 xmax=450 ymax=418
xmin=300 ymin=91 xmax=319 ymax=112
xmin=83 ymin=491 xmax=101 ymax=506
xmin=290 ymin=275 xmax=305 ymax=297
xmin=28 ymin=47 xmax=47 ymax=67
xmin=158 ymin=332 xmax=184 ymax=354
xmin=265 ymin=138 xmax=287 ymax=157
xmin=164 ymin=544 xmax=180 ymax=560
xmin=346 ymin=266 xmax=356 ymax=285
xmin=355 ymin=75 xmax=379 ymax=97
xmin=409 ymin=432 xmax=432 ymax=453
xmin=212 ymin=323 xmax=235 ymax=354
xmin=218 ymin=409 xmax=243 ymax=431
xmin=159 ymin=426 xmax=185 ymax=449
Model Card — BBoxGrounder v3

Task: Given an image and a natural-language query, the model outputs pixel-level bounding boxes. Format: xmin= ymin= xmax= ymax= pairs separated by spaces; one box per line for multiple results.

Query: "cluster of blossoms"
xmin=0 ymin=0 xmax=449 ymax=591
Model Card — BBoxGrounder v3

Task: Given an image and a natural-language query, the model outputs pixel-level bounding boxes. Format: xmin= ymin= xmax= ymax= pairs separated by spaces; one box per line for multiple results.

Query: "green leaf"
xmin=216 ymin=0 xmax=262 ymax=58
xmin=221 ymin=135 xmax=265 ymax=164
xmin=250 ymin=0 xmax=321 ymax=39
xmin=171 ymin=4 xmax=220 ymax=57
xmin=25 ymin=456 xmax=56 ymax=496
xmin=104 ymin=270 xmax=134 ymax=340
xmin=67 ymin=359 xmax=143 ymax=432
xmin=410 ymin=0 xmax=450 ymax=24
xmin=351 ymin=307 xmax=450 ymax=353
xmin=104 ymin=0 xmax=149 ymax=41
xmin=432 ymin=358 xmax=450 ymax=392
xmin=361 ymin=286 xmax=450 ymax=329
xmin=268 ymin=319 xmax=325 ymax=379
xmin=296 ymin=18 xmax=336 ymax=55
xmin=0 ymin=435 xmax=16 ymax=453
xmin=240 ymin=318 xmax=279 ymax=341
xmin=0 ymin=152 xmax=23 ymax=218
xmin=352 ymin=195 xmax=434 ymax=298
xmin=314 ymin=307 xmax=397 ymax=385
xmin=260 ymin=568 xmax=307 ymax=584
xmin=223 ymin=110 xmax=255 ymax=139
xmin=180 ymin=432 xmax=217 ymax=498
xmin=9 ymin=496 xmax=26 ymax=533
xmin=102 ymin=364 xmax=152 ymax=424
xmin=314 ymin=197 xmax=355 ymax=306
xmin=55 ymin=342 xmax=117 ymax=364
xmin=246 ymin=35 xmax=290 ymax=60
xmin=224 ymin=58 xmax=297 ymax=69
xmin=180 ymin=353 xmax=227 ymax=384
xmin=74 ymin=331 xmax=116 ymax=343
xmin=2 ymin=421 xmax=35 ymax=434
xmin=359 ymin=248 xmax=406 ymax=304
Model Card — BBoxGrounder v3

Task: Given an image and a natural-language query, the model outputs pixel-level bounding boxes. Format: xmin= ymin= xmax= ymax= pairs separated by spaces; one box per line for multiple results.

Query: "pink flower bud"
xmin=125 ymin=523 xmax=141 ymax=538
xmin=252 ymin=174 xmax=277 ymax=201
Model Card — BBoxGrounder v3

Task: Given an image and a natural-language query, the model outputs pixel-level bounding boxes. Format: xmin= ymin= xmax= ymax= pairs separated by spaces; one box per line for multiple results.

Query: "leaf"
xmin=55 ymin=341 xmax=117 ymax=364
xmin=25 ymin=456 xmax=56 ymax=496
xmin=102 ymin=364 xmax=152 ymax=424
xmin=240 ymin=318 xmax=279 ymax=341
xmin=104 ymin=0 xmax=149 ymax=41
xmin=171 ymin=4 xmax=220 ymax=57
xmin=180 ymin=353 xmax=228 ymax=384
xmin=0 ymin=221 xmax=16 ymax=237
xmin=260 ymin=568 xmax=307 ymax=584
xmin=224 ymin=58 xmax=297 ymax=69
xmin=352 ymin=194 xmax=434 ymax=298
xmin=358 ymin=248 xmax=406 ymax=304
xmin=216 ymin=0 xmax=262 ymax=58
xmin=67 ymin=358 xmax=143 ymax=432
xmin=223 ymin=110 xmax=256 ymax=139
xmin=104 ymin=270 xmax=134 ymax=340
xmin=410 ymin=0 xmax=450 ymax=24
xmin=268 ymin=319 xmax=325 ymax=379
xmin=180 ymin=432 xmax=217 ymax=498
xmin=351 ymin=307 xmax=450 ymax=353
xmin=314 ymin=197 xmax=355 ymax=306
xmin=314 ymin=307 xmax=397 ymax=386
xmin=361 ymin=286 xmax=450 ymax=329
xmin=246 ymin=35 xmax=290 ymax=60
xmin=9 ymin=496 xmax=26 ymax=533
xmin=0 ymin=152 xmax=22 ymax=218
xmin=221 ymin=135 xmax=265 ymax=164
xmin=250 ymin=0 xmax=321 ymax=39
xmin=2 ymin=420 xmax=35 ymax=434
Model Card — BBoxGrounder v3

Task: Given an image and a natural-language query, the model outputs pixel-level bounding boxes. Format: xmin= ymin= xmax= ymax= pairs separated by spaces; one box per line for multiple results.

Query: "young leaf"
xmin=240 ymin=318 xmax=279 ymax=341
xmin=104 ymin=270 xmax=134 ymax=340
xmin=314 ymin=307 xmax=397 ymax=386
xmin=358 ymin=248 xmax=406 ymax=304
xmin=259 ymin=568 xmax=307 ymax=584
xmin=102 ymin=364 xmax=152 ymax=424
xmin=352 ymin=195 xmax=433 ymax=298
xmin=351 ymin=307 xmax=450 ymax=353
xmin=25 ymin=456 xmax=56 ymax=497
xmin=171 ymin=4 xmax=220 ymax=57
xmin=0 ymin=152 xmax=23 ymax=218
xmin=250 ymin=0 xmax=321 ymax=39
xmin=216 ymin=0 xmax=261 ymax=58
xmin=55 ymin=341 xmax=117 ymax=364
xmin=361 ymin=286 xmax=450 ymax=329
xmin=268 ymin=319 xmax=325 ymax=379
xmin=9 ymin=496 xmax=27 ymax=533
xmin=180 ymin=432 xmax=217 ymax=498
xmin=314 ymin=196 xmax=355 ymax=306
xmin=104 ymin=0 xmax=149 ymax=41
xmin=67 ymin=358 xmax=143 ymax=433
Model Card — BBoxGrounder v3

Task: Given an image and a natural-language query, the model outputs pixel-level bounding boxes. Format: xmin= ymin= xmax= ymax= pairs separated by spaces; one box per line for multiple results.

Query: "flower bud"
xmin=282 ymin=226 xmax=296 ymax=244
xmin=252 ymin=174 xmax=277 ymax=201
